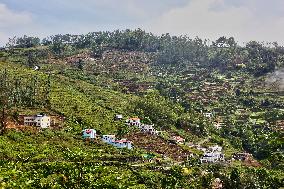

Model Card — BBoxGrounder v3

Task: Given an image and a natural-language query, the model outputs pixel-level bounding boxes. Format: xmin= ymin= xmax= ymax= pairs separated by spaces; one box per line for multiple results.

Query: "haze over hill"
xmin=266 ymin=68 xmax=284 ymax=91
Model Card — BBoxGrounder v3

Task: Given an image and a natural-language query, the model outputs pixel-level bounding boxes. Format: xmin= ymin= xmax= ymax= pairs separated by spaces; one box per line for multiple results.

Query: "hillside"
xmin=0 ymin=30 xmax=284 ymax=188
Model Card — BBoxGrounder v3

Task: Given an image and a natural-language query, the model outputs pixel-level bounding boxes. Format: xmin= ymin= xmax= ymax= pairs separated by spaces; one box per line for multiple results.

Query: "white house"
xmin=102 ymin=135 xmax=116 ymax=143
xmin=140 ymin=124 xmax=157 ymax=134
xmin=102 ymin=135 xmax=132 ymax=149
xmin=213 ymin=122 xmax=224 ymax=129
xmin=115 ymin=114 xmax=123 ymax=120
xmin=126 ymin=117 xmax=161 ymax=135
xmin=24 ymin=114 xmax=50 ymax=128
xmin=112 ymin=139 xmax=132 ymax=149
xmin=82 ymin=129 xmax=96 ymax=140
xmin=200 ymin=145 xmax=224 ymax=163
xmin=203 ymin=112 xmax=213 ymax=118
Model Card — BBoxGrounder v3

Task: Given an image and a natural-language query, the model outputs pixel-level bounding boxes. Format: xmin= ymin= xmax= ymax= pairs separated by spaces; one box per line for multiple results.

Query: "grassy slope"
xmin=0 ymin=61 xmax=137 ymax=134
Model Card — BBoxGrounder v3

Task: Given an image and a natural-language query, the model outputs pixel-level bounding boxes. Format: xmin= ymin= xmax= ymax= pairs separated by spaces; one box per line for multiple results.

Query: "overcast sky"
xmin=0 ymin=0 xmax=284 ymax=46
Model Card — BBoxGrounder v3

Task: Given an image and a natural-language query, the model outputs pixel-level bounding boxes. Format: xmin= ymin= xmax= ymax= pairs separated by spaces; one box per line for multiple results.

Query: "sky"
xmin=0 ymin=0 xmax=284 ymax=46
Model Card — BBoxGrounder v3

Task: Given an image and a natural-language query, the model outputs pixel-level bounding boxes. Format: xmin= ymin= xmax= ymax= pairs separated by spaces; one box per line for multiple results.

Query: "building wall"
xmin=82 ymin=129 xmax=96 ymax=139
xmin=102 ymin=135 xmax=115 ymax=143
xmin=24 ymin=115 xmax=50 ymax=128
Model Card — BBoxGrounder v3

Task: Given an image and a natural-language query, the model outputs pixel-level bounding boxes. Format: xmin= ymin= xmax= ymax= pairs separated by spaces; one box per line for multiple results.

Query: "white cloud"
xmin=0 ymin=3 xmax=33 ymax=29
xmin=0 ymin=3 xmax=36 ymax=46
xmin=1 ymin=0 xmax=284 ymax=46
xmin=0 ymin=32 xmax=9 ymax=45
xmin=144 ymin=0 xmax=284 ymax=45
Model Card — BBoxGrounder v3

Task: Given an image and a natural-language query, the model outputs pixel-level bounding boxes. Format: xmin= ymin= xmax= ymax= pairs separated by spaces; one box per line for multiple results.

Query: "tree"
xmin=15 ymin=35 xmax=40 ymax=48
xmin=0 ymin=69 xmax=9 ymax=134
xmin=77 ymin=59 xmax=84 ymax=70
xmin=230 ymin=168 xmax=241 ymax=189
xmin=134 ymin=90 xmax=183 ymax=129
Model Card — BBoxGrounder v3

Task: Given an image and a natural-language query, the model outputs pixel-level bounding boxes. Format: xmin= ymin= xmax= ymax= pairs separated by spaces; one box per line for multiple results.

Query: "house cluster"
xmin=126 ymin=118 xmax=160 ymax=135
xmin=200 ymin=145 xmax=225 ymax=163
xmin=82 ymin=129 xmax=132 ymax=149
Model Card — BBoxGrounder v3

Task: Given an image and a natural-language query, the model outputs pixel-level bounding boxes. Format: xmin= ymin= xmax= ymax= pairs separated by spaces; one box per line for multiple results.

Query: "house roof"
xmin=82 ymin=129 xmax=96 ymax=134
xmin=172 ymin=136 xmax=185 ymax=142
xmin=129 ymin=118 xmax=140 ymax=120
xmin=103 ymin=135 xmax=115 ymax=137
xmin=115 ymin=139 xmax=131 ymax=143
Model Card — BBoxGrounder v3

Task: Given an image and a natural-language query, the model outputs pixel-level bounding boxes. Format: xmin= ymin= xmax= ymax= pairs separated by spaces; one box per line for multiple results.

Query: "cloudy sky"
xmin=0 ymin=0 xmax=284 ymax=46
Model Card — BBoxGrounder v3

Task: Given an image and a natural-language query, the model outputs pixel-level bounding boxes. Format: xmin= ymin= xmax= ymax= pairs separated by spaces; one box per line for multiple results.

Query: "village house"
xmin=126 ymin=117 xmax=161 ymax=135
xmin=82 ymin=129 xmax=96 ymax=140
xmin=126 ymin=118 xmax=141 ymax=126
xmin=24 ymin=114 xmax=50 ymax=128
xmin=112 ymin=139 xmax=132 ymax=149
xmin=213 ymin=121 xmax=225 ymax=129
xmin=203 ymin=112 xmax=213 ymax=118
xmin=169 ymin=136 xmax=185 ymax=144
xmin=102 ymin=135 xmax=116 ymax=143
xmin=139 ymin=124 xmax=158 ymax=134
xmin=200 ymin=145 xmax=225 ymax=163
xmin=102 ymin=135 xmax=132 ymax=149
xmin=115 ymin=114 xmax=123 ymax=120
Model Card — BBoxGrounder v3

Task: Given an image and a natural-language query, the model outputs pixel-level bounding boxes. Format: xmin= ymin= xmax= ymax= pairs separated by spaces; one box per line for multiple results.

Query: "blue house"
xmin=82 ymin=129 xmax=96 ymax=140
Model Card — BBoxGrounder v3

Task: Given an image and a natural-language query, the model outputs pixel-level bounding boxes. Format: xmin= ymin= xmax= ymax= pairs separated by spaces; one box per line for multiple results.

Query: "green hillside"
xmin=0 ymin=61 xmax=135 ymax=134
xmin=0 ymin=30 xmax=284 ymax=188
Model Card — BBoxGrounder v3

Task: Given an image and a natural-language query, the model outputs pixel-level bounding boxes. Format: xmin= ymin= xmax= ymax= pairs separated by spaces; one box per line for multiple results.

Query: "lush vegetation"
xmin=0 ymin=29 xmax=283 ymax=188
